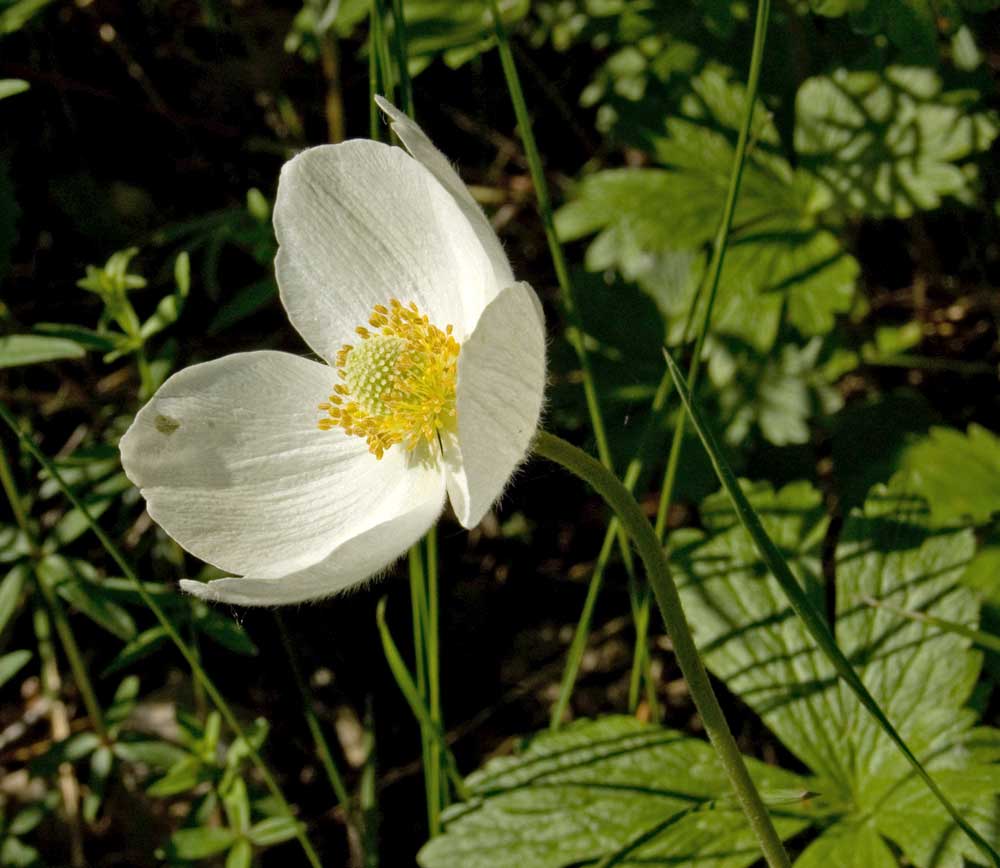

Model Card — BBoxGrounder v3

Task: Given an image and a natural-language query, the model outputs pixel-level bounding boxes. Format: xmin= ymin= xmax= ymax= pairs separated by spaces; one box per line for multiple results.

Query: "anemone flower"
xmin=119 ymin=98 xmax=546 ymax=606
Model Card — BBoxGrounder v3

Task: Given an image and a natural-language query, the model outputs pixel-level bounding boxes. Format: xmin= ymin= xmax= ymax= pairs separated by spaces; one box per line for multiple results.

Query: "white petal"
xmin=178 ymin=475 xmax=446 ymax=606
xmin=274 ymin=140 xmax=500 ymax=361
xmin=375 ymin=96 xmax=515 ymax=297
xmin=120 ymin=351 xmax=443 ymax=578
xmin=445 ymin=282 xmax=546 ymax=528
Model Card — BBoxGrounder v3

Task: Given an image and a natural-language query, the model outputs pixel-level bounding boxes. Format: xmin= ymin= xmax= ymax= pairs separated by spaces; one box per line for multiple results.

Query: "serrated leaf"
xmin=556 ymin=67 xmax=857 ymax=355
xmin=418 ymin=717 xmax=809 ymax=868
xmin=795 ymin=67 xmax=999 ymax=219
xmin=901 ymin=424 xmax=1000 ymax=525
xmin=672 ymin=478 xmax=999 ymax=864
xmin=0 ymin=335 xmax=85 ymax=368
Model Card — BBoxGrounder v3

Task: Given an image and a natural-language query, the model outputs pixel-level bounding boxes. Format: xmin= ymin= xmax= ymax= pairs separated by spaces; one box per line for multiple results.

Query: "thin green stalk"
xmin=375 ymin=597 xmax=470 ymax=802
xmin=0 ymin=404 xmax=324 ymax=868
xmin=485 ymin=0 xmax=613 ymax=476
xmin=533 ymin=431 xmax=791 ymax=868
xmin=654 ymin=0 xmax=771 ymax=542
xmin=425 ymin=526 xmax=444 ymax=813
xmin=407 ymin=543 xmax=438 ymax=834
xmin=663 ymin=352 xmax=1000 ymax=867
xmin=0 ymin=442 xmax=108 ymax=742
xmin=368 ymin=0 xmax=390 ymax=140
xmin=371 ymin=0 xmax=393 ymax=105
xmin=360 ymin=698 xmax=379 ymax=868
xmin=388 ymin=0 xmax=413 ymax=116
xmin=274 ymin=613 xmax=353 ymax=817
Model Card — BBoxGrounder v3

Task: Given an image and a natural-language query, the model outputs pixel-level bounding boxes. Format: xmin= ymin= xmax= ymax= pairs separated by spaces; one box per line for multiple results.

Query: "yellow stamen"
xmin=318 ymin=299 xmax=460 ymax=459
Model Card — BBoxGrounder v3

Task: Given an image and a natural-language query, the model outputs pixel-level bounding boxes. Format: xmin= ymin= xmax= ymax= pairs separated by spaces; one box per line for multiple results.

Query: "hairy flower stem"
xmin=533 ymin=431 xmax=792 ymax=868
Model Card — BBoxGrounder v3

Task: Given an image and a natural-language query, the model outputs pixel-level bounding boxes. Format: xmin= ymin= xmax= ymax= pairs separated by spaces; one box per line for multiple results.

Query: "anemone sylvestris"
xmin=119 ymin=99 xmax=546 ymax=606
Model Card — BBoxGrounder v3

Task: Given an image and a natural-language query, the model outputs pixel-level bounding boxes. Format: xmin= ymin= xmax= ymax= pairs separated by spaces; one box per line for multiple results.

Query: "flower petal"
xmin=178 ymin=477 xmax=445 ymax=606
xmin=274 ymin=140 xmax=500 ymax=361
xmin=375 ymin=96 xmax=515 ymax=297
xmin=445 ymin=282 xmax=546 ymax=528
xmin=120 ymin=351 xmax=443 ymax=578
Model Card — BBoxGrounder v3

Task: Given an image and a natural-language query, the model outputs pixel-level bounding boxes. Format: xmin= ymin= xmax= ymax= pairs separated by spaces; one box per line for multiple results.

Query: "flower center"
xmin=318 ymin=300 xmax=460 ymax=460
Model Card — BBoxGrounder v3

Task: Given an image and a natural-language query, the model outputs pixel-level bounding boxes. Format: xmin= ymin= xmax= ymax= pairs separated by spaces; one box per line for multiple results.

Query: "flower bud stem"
xmin=532 ymin=429 xmax=792 ymax=868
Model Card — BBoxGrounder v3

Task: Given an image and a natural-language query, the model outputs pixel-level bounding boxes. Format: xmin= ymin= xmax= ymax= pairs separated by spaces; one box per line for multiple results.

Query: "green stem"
xmin=0 ymin=442 xmax=108 ymax=742
xmin=653 ymin=0 xmax=771 ymax=541
xmin=0 ymin=404 xmax=324 ymax=868
xmin=425 ymin=526 xmax=444 ymax=813
xmin=533 ymin=431 xmax=791 ymax=868
xmin=407 ymin=542 xmax=438 ymax=835
xmin=388 ymin=0 xmax=413 ymax=116
xmin=360 ymin=698 xmax=379 ymax=868
xmin=485 ymin=0 xmax=620 ymax=484
xmin=375 ymin=597 xmax=470 ymax=802
xmin=274 ymin=613 xmax=354 ymax=818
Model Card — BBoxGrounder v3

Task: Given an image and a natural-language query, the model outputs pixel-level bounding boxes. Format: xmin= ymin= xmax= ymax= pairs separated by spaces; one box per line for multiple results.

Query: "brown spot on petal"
xmin=154 ymin=414 xmax=180 ymax=435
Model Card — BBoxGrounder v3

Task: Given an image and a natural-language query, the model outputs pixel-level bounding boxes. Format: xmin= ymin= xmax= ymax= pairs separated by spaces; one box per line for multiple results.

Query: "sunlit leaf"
xmin=419 ymin=716 xmax=810 ymax=868
xmin=795 ymin=67 xmax=999 ymax=219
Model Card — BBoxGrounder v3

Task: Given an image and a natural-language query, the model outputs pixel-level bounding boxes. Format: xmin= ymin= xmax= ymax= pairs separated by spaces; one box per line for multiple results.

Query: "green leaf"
xmin=112 ymin=735 xmax=186 ymax=770
xmin=223 ymin=777 xmax=251 ymax=833
xmin=901 ymin=425 xmax=1000 ymax=525
xmin=194 ymin=604 xmax=258 ymax=656
xmin=809 ymin=0 xmax=1000 ymax=59
xmin=401 ymin=0 xmax=529 ymax=73
xmin=247 ymin=816 xmax=305 ymax=847
xmin=556 ymin=67 xmax=858 ymax=354
xmin=672 ymin=476 xmax=1000 ymax=864
xmin=226 ymin=838 xmax=253 ymax=868
xmin=39 ymin=555 xmax=136 ymax=641
xmin=418 ymin=717 xmax=809 ymax=868
xmin=0 ymin=0 xmax=56 ymax=34
xmin=167 ymin=826 xmax=238 ymax=859
xmin=147 ymin=757 xmax=206 ymax=797
xmin=794 ymin=820 xmax=897 ymax=868
xmin=0 ymin=563 xmax=27 ymax=637
xmin=31 ymin=323 xmax=117 ymax=352
xmin=0 ymin=335 xmax=85 ymax=368
xmin=0 ymin=79 xmax=28 ymax=100
xmin=0 ymin=649 xmax=31 ymax=688
xmin=795 ymin=67 xmax=999 ymax=219
xmin=105 ymin=675 xmax=140 ymax=731
xmin=102 ymin=625 xmax=168 ymax=677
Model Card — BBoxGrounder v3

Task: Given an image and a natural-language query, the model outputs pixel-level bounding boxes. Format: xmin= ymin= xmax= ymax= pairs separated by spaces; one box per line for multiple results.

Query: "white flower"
xmin=119 ymin=98 xmax=546 ymax=606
